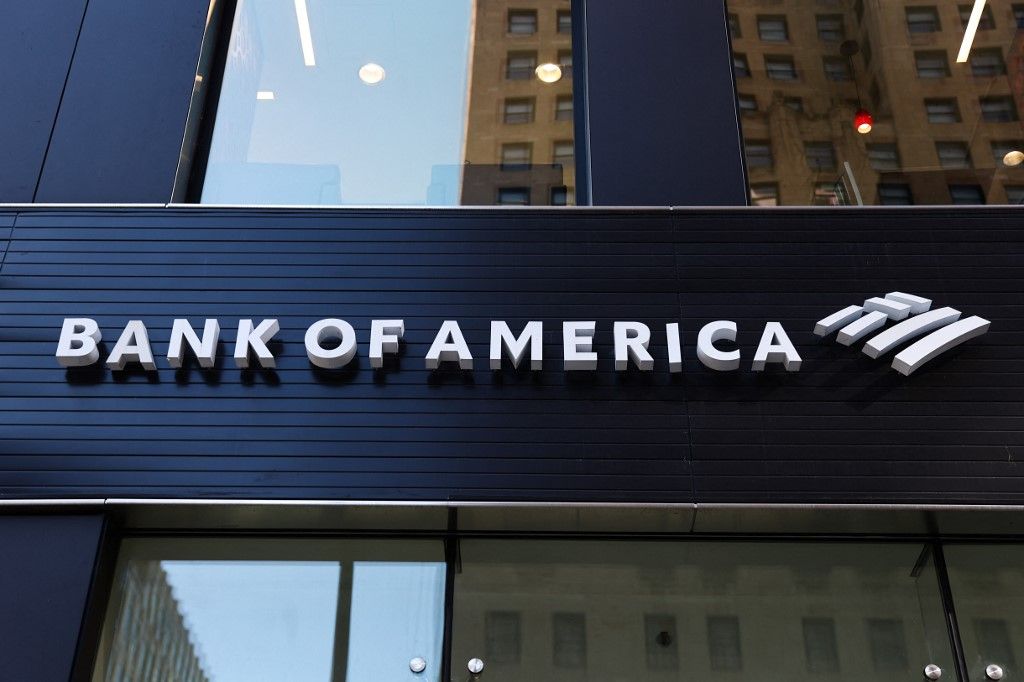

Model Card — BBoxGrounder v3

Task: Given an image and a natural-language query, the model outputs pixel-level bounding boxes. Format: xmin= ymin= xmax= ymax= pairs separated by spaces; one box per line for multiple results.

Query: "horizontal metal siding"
xmin=676 ymin=210 xmax=1024 ymax=504
xmin=0 ymin=208 xmax=689 ymax=500
xmin=0 ymin=207 xmax=1020 ymax=504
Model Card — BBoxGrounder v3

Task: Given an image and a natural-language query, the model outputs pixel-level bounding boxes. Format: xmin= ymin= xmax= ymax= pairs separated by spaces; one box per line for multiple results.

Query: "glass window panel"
xmin=451 ymin=541 xmax=955 ymax=682
xmin=971 ymin=48 xmax=1007 ymax=76
xmin=943 ymin=545 xmax=1024 ymax=682
xmin=485 ymin=611 xmax=522 ymax=664
xmin=200 ymin=0 xmax=576 ymax=206
xmin=906 ymin=6 xmax=941 ymax=33
xmin=785 ymin=96 xmax=804 ymax=112
xmin=868 ymin=618 xmax=910 ymax=672
xmin=497 ymin=187 xmax=531 ymax=205
xmin=557 ymin=10 xmax=572 ymax=34
xmin=758 ymin=15 xmax=789 ymax=41
xmin=751 ymin=182 xmax=779 ymax=205
xmin=745 ymin=140 xmax=774 ymax=168
xmin=805 ymin=141 xmax=837 ymax=170
xmin=645 ymin=614 xmax=680 ymax=670
xmin=867 ymin=143 xmax=901 ymax=171
xmin=949 ymin=184 xmax=986 ymax=204
xmin=813 ymin=181 xmax=844 ymax=205
xmin=803 ymin=617 xmax=840 ymax=673
xmin=765 ymin=55 xmax=798 ymax=80
xmin=707 ymin=615 xmax=743 ymax=671
xmin=959 ymin=4 xmax=995 ymax=29
xmin=823 ymin=57 xmax=852 ymax=81
xmin=501 ymin=142 xmax=532 ymax=168
xmin=503 ymin=97 xmax=535 ymax=124
xmin=926 ymin=98 xmax=961 ymax=123
xmin=552 ymin=140 xmax=574 ymax=166
xmin=508 ymin=10 xmax=538 ymax=35
xmin=916 ymin=51 xmax=951 ymax=78
xmin=1007 ymin=185 xmax=1024 ymax=204
xmin=1016 ymin=4 xmax=1024 ymax=28
xmin=557 ymin=49 xmax=573 ymax=78
xmin=936 ymin=141 xmax=972 ymax=169
xmin=506 ymin=51 xmax=537 ymax=80
xmin=733 ymin=53 xmax=751 ymax=78
xmin=738 ymin=94 xmax=758 ymax=113
xmin=555 ymin=94 xmax=573 ymax=121
xmin=728 ymin=13 xmax=741 ymax=38
xmin=980 ymin=97 xmax=1018 ymax=123
xmin=817 ymin=14 xmax=844 ymax=41
xmin=878 ymin=183 xmax=914 ymax=205
xmin=92 ymin=538 xmax=446 ymax=682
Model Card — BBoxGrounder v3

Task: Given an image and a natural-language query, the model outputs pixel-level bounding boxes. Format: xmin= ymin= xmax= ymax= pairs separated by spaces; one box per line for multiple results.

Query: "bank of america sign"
xmin=53 ymin=292 xmax=989 ymax=376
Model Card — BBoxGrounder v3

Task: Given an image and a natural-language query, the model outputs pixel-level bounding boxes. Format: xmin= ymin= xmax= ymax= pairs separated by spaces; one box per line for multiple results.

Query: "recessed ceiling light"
xmin=1003 ymin=150 xmax=1024 ymax=167
xmin=359 ymin=63 xmax=386 ymax=85
xmin=294 ymin=0 xmax=316 ymax=66
xmin=256 ymin=90 xmax=275 ymax=100
xmin=535 ymin=63 xmax=562 ymax=83
xmin=957 ymin=0 xmax=988 ymax=63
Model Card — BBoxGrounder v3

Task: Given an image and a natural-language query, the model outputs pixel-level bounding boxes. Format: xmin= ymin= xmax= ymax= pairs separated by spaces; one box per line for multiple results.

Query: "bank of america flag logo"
xmin=814 ymin=292 xmax=990 ymax=376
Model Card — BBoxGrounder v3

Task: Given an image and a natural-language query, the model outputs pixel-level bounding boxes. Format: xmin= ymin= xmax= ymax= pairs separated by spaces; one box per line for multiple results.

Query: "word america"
xmin=54 ymin=318 xmax=802 ymax=372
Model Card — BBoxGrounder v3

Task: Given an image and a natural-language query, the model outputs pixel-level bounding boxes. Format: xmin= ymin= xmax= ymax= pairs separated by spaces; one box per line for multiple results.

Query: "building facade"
xmin=1 ymin=1 xmax=1023 ymax=682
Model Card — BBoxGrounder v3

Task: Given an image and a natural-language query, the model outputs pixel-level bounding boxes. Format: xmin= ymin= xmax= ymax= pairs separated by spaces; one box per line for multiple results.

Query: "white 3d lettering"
xmin=56 ymin=318 xmax=802 ymax=373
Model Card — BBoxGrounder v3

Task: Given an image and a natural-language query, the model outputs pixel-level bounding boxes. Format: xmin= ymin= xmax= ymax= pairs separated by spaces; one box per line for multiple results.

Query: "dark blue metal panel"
xmin=34 ymin=0 xmax=209 ymax=203
xmin=584 ymin=0 xmax=748 ymax=206
xmin=0 ymin=514 xmax=104 ymax=682
xmin=0 ymin=207 xmax=690 ymax=501
xmin=0 ymin=207 xmax=1020 ymax=504
xmin=0 ymin=0 xmax=87 ymax=202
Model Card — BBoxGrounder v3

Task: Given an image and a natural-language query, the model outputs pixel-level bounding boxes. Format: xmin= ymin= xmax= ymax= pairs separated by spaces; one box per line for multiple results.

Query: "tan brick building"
xmin=729 ymin=0 xmax=1024 ymax=205
xmin=461 ymin=0 xmax=576 ymax=205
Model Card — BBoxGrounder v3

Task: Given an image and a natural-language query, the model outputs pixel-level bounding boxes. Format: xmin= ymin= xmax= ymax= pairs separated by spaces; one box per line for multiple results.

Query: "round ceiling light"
xmin=1003 ymin=150 xmax=1024 ymax=167
xmin=853 ymin=108 xmax=873 ymax=134
xmin=535 ymin=63 xmax=562 ymax=83
xmin=358 ymin=63 xmax=386 ymax=85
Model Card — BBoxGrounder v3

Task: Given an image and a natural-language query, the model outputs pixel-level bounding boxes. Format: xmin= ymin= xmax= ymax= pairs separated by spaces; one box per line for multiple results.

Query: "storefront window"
xmin=944 ymin=545 xmax=1024 ymax=682
xmin=198 ymin=0 xmax=576 ymax=206
xmin=451 ymin=540 xmax=954 ymax=681
xmin=91 ymin=538 xmax=446 ymax=682
xmin=728 ymin=0 xmax=1024 ymax=205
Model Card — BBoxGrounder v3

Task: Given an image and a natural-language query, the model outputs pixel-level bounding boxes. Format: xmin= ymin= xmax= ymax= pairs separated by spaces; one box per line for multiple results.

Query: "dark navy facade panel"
xmin=584 ymin=0 xmax=748 ymax=206
xmin=0 ymin=515 xmax=104 ymax=682
xmin=0 ymin=0 xmax=87 ymax=202
xmin=34 ymin=0 xmax=209 ymax=203
xmin=0 ymin=207 xmax=1019 ymax=504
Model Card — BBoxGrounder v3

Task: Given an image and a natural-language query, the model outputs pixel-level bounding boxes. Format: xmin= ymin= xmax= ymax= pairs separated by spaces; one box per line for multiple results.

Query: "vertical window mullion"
xmin=933 ymin=543 xmax=971 ymax=682
xmin=440 ymin=509 xmax=459 ymax=682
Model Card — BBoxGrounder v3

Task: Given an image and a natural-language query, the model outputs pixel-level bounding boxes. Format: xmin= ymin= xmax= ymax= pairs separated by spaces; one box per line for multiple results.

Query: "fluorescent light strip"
xmin=294 ymin=0 xmax=316 ymax=66
xmin=957 ymin=0 xmax=987 ymax=63
xmin=256 ymin=90 xmax=275 ymax=100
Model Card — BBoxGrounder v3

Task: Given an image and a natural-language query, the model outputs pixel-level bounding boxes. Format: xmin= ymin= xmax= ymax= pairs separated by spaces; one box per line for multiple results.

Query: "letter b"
xmin=56 ymin=318 xmax=102 ymax=367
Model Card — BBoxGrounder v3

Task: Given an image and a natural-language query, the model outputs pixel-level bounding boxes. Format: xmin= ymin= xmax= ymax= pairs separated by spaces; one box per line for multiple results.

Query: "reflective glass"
xmin=729 ymin=0 xmax=1024 ymax=205
xmin=200 ymin=0 xmax=576 ymax=206
xmin=451 ymin=540 xmax=954 ymax=681
xmin=92 ymin=538 xmax=446 ymax=682
xmin=944 ymin=545 xmax=1024 ymax=682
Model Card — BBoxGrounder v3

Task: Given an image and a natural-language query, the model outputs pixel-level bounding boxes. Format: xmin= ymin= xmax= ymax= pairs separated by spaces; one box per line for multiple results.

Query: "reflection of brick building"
xmin=97 ymin=562 xmax=208 ymax=682
xmin=729 ymin=0 xmax=1024 ymax=205
xmin=461 ymin=0 xmax=575 ymax=205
